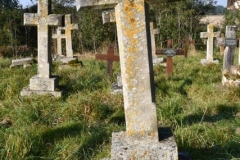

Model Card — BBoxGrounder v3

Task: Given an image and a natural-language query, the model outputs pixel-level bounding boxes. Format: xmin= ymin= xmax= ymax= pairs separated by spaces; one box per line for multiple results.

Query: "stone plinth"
xmin=200 ymin=59 xmax=219 ymax=66
xmin=29 ymin=75 xmax=58 ymax=91
xmin=110 ymin=131 xmax=178 ymax=160
xmin=20 ymin=86 xmax=61 ymax=98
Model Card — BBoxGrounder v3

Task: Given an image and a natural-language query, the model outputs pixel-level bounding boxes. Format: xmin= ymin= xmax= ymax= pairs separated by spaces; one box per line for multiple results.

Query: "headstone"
xmin=101 ymin=10 xmax=163 ymax=65
xmin=200 ymin=24 xmax=220 ymax=65
xmin=76 ymin=0 xmax=178 ymax=159
xmin=95 ymin=44 xmax=119 ymax=77
xmin=21 ymin=0 xmax=63 ymax=97
xmin=222 ymin=26 xmax=240 ymax=86
xmin=10 ymin=57 xmax=33 ymax=68
xmin=52 ymin=27 xmax=66 ymax=56
xmin=156 ymin=39 xmax=186 ymax=76
xmin=55 ymin=14 xmax=79 ymax=64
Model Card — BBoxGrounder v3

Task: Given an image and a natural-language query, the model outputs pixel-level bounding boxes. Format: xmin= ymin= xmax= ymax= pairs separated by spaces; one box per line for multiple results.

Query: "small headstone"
xmin=200 ymin=24 xmax=219 ymax=65
xmin=21 ymin=0 xmax=62 ymax=97
xmin=10 ymin=57 xmax=33 ymax=68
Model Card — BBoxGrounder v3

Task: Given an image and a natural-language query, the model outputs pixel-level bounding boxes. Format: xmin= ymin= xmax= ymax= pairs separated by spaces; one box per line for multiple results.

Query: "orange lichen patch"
xmin=208 ymin=24 xmax=214 ymax=32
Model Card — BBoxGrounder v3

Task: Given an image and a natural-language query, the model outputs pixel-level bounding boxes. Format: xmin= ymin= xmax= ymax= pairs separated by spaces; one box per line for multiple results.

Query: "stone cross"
xmin=95 ymin=44 xmax=119 ymax=77
xmin=52 ymin=27 xmax=66 ymax=56
xmin=59 ymin=14 xmax=79 ymax=58
xmin=200 ymin=24 xmax=219 ymax=65
xmin=76 ymin=0 xmax=178 ymax=159
xmin=156 ymin=39 xmax=186 ymax=76
xmin=24 ymin=0 xmax=62 ymax=78
xmin=21 ymin=0 xmax=62 ymax=97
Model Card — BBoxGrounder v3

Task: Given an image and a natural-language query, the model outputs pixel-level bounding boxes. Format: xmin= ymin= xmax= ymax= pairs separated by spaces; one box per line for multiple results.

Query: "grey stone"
xmin=200 ymin=59 xmax=219 ymax=66
xmin=20 ymin=86 xmax=62 ymax=98
xmin=29 ymin=75 xmax=59 ymax=91
xmin=153 ymin=57 xmax=164 ymax=65
xmin=10 ymin=57 xmax=33 ymax=68
xmin=52 ymin=28 xmax=66 ymax=56
xmin=110 ymin=131 xmax=178 ymax=160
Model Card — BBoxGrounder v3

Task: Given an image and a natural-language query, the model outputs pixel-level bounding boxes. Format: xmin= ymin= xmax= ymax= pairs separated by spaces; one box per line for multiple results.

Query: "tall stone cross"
xmin=52 ymin=28 xmax=66 ymax=56
xmin=24 ymin=0 xmax=63 ymax=78
xmin=200 ymin=24 xmax=219 ymax=65
xmin=59 ymin=14 xmax=79 ymax=58
xmin=21 ymin=0 xmax=62 ymax=97
xmin=76 ymin=0 xmax=178 ymax=159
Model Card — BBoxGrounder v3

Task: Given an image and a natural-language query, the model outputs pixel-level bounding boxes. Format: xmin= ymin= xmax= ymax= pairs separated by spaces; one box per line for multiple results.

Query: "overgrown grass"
xmin=0 ymin=51 xmax=239 ymax=160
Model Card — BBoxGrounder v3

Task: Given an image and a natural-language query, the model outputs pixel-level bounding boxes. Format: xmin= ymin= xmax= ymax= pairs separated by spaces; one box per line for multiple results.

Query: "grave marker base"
xmin=222 ymin=65 xmax=240 ymax=86
xmin=200 ymin=59 xmax=219 ymax=66
xmin=105 ymin=131 xmax=178 ymax=160
xmin=29 ymin=75 xmax=59 ymax=91
xmin=20 ymin=86 xmax=62 ymax=98
xmin=55 ymin=56 xmax=78 ymax=64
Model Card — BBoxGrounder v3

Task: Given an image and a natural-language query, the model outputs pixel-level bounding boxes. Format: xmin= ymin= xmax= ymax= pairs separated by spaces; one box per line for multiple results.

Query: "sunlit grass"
xmin=0 ymin=51 xmax=239 ymax=159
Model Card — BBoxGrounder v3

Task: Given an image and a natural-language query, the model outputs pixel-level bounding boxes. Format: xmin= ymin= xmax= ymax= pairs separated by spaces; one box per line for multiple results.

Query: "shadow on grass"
xmin=179 ymin=141 xmax=240 ymax=160
xmin=182 ymin=104 xmax=238 ymax=125
xmin=27 ymin=123 xmax=111 ymax=159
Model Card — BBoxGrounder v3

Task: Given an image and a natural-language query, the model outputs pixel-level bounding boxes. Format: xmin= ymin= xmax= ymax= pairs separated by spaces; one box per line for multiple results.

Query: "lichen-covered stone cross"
xmin=24 ymin=0 xmax=63 ymax=78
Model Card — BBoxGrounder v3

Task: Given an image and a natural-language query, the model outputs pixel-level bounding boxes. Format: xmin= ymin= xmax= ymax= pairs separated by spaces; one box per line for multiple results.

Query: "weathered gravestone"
xmin=222 ymin=25 xmax=240 ymax=86
xmin=156 ymin=39 xmax=186 ymax=76
xmin=76 ymin=0 xmax=178 ymax=159
xmin=10 ymin=57 xmax=33 ymax=69
xmin=52 ymin=27 xmax=66 ymax=56
xmin=21 ymin=0 xmax=63 ymax=97
xmin=200 ymin=24 xmax=220 ymax=65
xmin=54 ymin=14 xmax=79 ymax=63
xmin=101 ymin=10 xmax=163 ymax=65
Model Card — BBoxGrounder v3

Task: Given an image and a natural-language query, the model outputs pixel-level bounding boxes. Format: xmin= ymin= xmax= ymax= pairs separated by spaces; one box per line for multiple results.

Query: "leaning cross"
xmin=52 ymin=28 xmax=66 ymax=56
xmin=59 ymin=14 xmax=79 ymax=58
xmin=95 ymin=44 xmax=119 ymax=77
xmin=200 ymin=24 xmax=219 ymax=64
xmin=24 ymin=0 xmax=63 ymax=78
xmin=76 ymin=0 xmax=178 ymax=159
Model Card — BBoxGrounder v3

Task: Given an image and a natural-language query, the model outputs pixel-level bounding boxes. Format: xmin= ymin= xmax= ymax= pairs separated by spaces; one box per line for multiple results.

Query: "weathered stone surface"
xmin=52 ymin=28 xmax=66 ymax=56
xmin=29 ymin=75 xmax=59 ymax=91
xmin=22 ymin=0 xmax=62 ymax=97
xmin=111 ymin=131 xmax=178 ymax=160
xmin=200 ymin=24 xmax=219 ymax=64
xmin=10 ymin=57 xmax=33 ymax=68
xmin=200 ymin=59 xmax=219 ymax=66
xmin=20 ymin=86 xmax=62 ymax=98
xmin=102 ymin=10 xmax=115 ymax=24
xmin=116 ymin=1 xmax=158 ymax=141
xmin=111 ymin=73 xmax=123 ymax=94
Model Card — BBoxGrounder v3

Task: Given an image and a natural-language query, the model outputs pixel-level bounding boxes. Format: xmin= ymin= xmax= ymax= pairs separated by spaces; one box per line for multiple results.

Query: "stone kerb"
xmin=76 ymin=0 xmax=178 ymax=159
xmin=200 ymin=24 xmax=220 ymax=65
xmin=21 ymin=0 xmax=62 ymax=97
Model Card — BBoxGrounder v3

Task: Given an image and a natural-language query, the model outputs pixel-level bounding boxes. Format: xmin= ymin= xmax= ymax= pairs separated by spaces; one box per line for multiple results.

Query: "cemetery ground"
xmin=0 ymin=50 xmax=240 ymax=160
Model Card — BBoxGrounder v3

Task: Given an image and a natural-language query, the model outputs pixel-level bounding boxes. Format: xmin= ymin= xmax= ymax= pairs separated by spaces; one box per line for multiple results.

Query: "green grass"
xmin=0 ymin=51 xmax=240 ymax=160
